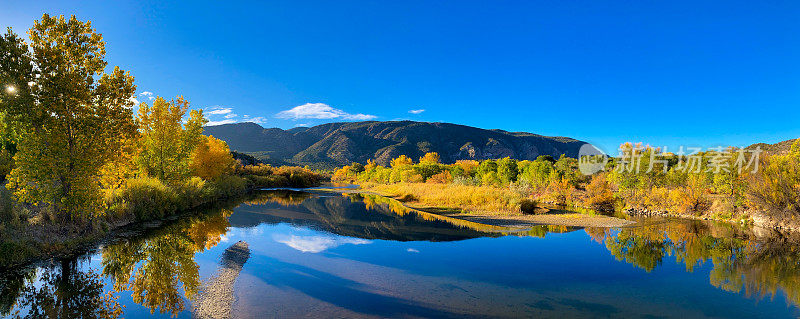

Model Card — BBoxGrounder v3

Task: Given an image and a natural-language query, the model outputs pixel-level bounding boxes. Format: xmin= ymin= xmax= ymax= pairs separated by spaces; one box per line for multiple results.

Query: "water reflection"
xmin=273 ymin=234 xmax=371 ymax=253
xmin=590 ymin=219 xmax=800 ymax=306
xmin=1 ymin=190 xmax=800 ymax=317
xmin=1 ymin=260 xmax=122 ymax=319
xmin=230 ymin=190 xmax=535 ymax=242
xmin=101 ymin=207 xmax=231 ymax=316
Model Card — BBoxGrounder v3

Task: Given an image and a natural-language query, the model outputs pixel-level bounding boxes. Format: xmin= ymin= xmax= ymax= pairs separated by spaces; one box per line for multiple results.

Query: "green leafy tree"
xmin=496 ymin=157 xmax=518 ymax=185
xmin=0 ymin=15 xmax=137 ymax=221
xmin=136 ymin=96 xmax=206 ymax=183
xmin=519 ymin=159 xmax=554 ymax=189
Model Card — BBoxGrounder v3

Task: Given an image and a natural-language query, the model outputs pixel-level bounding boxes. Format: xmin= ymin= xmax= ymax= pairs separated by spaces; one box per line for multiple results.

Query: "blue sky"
xmin=2 ymin=0 xmax=799 ymax=153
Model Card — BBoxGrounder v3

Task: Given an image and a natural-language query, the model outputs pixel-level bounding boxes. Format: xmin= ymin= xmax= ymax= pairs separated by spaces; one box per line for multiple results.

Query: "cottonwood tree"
xmin=190 ymin=135 xmax=236 ymax=180
xmin=0 ymin=15 xmax=137 ymax=221
xmin=136 ymin=96 xmax=206 ymax=183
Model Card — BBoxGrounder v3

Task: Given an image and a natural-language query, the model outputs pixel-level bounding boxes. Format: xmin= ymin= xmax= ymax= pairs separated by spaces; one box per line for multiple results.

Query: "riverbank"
xmin=0 ymin=166 xmax=326 ymax=269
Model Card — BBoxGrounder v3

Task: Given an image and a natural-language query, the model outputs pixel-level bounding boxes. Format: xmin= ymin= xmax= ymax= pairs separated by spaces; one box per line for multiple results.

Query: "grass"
xmin=362 ymin=182 xmax=528 ymax=214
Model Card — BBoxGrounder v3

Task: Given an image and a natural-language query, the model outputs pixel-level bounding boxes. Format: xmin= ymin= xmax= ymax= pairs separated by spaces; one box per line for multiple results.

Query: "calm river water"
xmin=1 ymin=189 xmax=800 ymax=318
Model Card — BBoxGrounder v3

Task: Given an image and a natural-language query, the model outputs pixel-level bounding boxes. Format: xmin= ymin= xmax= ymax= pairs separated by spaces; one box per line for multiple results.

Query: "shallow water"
xmin=2 ymin=189 xmax=800 ymax=318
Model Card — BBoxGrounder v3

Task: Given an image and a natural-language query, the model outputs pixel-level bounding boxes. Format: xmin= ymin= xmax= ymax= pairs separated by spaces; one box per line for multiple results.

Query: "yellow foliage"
xmin=419 ymin=152 xmax=440 ymax=164
xmin=391 ymin=155 xmax=414 ymax=168
xmin=672 ymin=174 xmax=711 ymax=215
xmin=190 ymin=135 xmax=235 ymax=180
xmin=585 ymin=174 xmax=616 ymax=212
xmin=454 ymin=160 xmax=479 ymax=175
xmin=427 ymin=170 xmax=452 ymax=184
xmin=364 ymin=182 xmax=524 ymax=214
xmin=545 ymin=178 xmax=575 ymax=206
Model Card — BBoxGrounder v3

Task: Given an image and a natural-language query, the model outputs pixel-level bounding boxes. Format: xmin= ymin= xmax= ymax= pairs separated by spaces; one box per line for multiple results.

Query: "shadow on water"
xmin=2 ymin=189 xmax=800 ymax=317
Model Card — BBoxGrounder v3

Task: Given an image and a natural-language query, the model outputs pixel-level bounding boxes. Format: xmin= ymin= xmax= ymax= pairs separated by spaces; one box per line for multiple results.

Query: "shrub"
xmin=242 ymin=164 xmax=325 ymax=188
xmin=427 ymin=170 xmax=452 ymax=184
xmin=520 ymin=198 xmax=538 ymax=214
xmin=176 ymin=177 xmax=212 ymax=210
xmin=747 ymin=146 xmax=800 ymax=220
xmin=545 ymin=178 xmax=575 ymax=206
xmin=111 ymin=176 xmax=178 ymax=221
xmin=208 ymin=175 xmax=248 ymax=198
xmin=585 ymin=174 xmax=616 ymax=212
xmin=0 ymin=187 xmax=24 ymax=226
xmin=671 ymin=175 xmax=711 ymax=215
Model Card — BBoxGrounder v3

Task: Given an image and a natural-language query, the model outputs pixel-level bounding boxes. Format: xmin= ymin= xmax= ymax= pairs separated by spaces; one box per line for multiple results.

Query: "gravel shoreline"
xmin=442 ymin=211 xmax=635 ymax=228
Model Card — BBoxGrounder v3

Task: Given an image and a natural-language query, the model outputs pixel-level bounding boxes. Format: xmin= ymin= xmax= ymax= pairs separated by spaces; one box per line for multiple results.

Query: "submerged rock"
xmin=192 ymin=241 xmax=251 ymax=319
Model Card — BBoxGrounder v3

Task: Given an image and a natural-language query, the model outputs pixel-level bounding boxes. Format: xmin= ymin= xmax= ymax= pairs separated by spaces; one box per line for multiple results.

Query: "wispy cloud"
xmin=204 ymin=106 xmax=240 ymax=126
xmin=242 ymin=115 xmax=267 ymax=124
xmin=276 ymin=103 xmax=377 ymax=121
xmin=206 ymin=106 xmax=234 ymax=115
xmin=206 ymin=119 xmax=237 ymax=126
xmin=408 ymin=109 xmax=425 ymax=114
xmin=139 ymin=91 xmax=155 ymax=101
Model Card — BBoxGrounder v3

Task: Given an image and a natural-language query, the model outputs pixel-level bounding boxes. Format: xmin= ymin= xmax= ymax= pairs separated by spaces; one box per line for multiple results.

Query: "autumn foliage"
xmin=190 ymin=135 xmax=236 ymax=180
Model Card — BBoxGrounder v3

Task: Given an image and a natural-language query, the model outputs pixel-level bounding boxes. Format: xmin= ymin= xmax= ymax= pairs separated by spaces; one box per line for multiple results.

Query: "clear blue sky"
xmin=3 ymin=0 xmax=799 ymax=153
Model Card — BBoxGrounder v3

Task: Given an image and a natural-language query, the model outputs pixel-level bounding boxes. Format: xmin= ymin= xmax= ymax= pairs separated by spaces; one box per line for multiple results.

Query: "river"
xmin=1 ymin=188 xmax=799 ymax=318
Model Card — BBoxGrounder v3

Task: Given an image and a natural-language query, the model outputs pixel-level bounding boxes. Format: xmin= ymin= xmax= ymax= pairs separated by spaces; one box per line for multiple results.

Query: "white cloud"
xmin=206 ymin=119 xmax=237 ymax=126
xmin=204 ymin=106 xmax=239 ymax=126
xmin=346 ymin=113 xmax=379 ymax=120
xmin=407 ymin=248 xmax=420 ymax=253
xmin=203 ymin=106 xmax=268 ymax=126
xmin=206 ymin=106 xmax=234 ymax=115
xmin=128 ymin=96 xmax=140 ymax=106
xmin=408 ymin=109 xmax=425 ymax=114
xmin=139 ymin=91 xmax=155 ymax=101
xmin=294 ymin=123 xmax=310 ymax=127
xmin=273 ymin=234 xmax=371 ymax=253
xmin=275 ymin=103 xmax=377 ymax=121
xmin=242 ymin=115 xmax=267 ymax=124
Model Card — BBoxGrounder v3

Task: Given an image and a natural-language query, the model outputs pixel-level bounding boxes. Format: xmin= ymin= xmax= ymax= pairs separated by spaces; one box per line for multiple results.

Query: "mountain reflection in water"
xmin=0 ymin=189 xmax=799 ymax=318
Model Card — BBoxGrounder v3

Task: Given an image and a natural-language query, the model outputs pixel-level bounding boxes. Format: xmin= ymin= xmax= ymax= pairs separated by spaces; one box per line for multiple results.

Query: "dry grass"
xmin=362 ymin=182 xmax=526 ymax=214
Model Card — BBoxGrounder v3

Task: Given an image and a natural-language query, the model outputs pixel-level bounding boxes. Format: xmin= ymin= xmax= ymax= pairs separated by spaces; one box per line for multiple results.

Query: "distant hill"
xmin=746 ymin=138 xmax=798 ymax=155
xmin=203 ymin=121 xmax=587 ymax=167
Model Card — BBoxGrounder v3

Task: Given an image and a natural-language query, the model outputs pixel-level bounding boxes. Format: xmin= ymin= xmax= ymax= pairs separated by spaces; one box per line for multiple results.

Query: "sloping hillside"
xmin=746 ymin=138 xmax=799 ymax=155
xmin=203 ymin=121 xmax=586 ymax=167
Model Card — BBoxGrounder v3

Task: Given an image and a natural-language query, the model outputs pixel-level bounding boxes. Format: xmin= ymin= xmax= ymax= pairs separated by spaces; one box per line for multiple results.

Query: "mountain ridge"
xmin=203 ymin=121 xmax=588 ymax=167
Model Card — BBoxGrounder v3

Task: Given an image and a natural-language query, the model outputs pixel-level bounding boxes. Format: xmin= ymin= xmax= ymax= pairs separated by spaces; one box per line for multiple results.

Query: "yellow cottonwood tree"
xmin=190 ymin=135 xmax=235 ymax=180
xmin=135 ymin=96 xmax=206 ymax=183
xmin=0 ymin=15 xmax=137 ymax=221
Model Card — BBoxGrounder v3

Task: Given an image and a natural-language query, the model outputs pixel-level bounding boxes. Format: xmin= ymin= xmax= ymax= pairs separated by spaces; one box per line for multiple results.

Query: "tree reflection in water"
xmin=4 ymin=191 xmax=800 ymax=317
xmin=590 ymin=219 xmax=800 ymax=307
xmin=101 ymin=207 xmax=232 ymax=316
xmin=4 ymin=259 xmax=122 ymax=319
